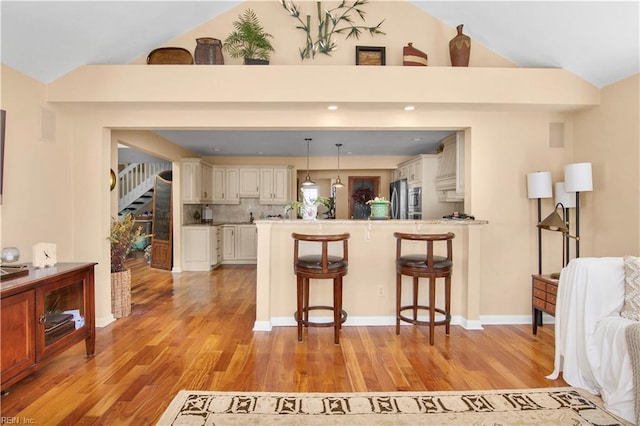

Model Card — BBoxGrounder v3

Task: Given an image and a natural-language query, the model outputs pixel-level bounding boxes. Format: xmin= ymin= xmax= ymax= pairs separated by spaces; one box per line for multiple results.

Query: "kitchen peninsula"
xmin=254 ymin=218 xmax=487 ymax=332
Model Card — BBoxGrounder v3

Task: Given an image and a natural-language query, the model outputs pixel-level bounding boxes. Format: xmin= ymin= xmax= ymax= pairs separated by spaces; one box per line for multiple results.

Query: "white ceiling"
xmin=2 ymin=1 xmax=638 ymax=157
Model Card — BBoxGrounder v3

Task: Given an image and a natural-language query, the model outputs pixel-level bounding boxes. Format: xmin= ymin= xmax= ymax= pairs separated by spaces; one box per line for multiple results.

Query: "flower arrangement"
xmin=108 ymin=214 xmax=148 ymax=273
xmin=285 ymin=194 xmax=332 ymax=218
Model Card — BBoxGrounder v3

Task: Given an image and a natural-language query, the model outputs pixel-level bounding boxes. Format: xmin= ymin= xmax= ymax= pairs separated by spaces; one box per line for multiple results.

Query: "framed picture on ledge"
xmin=355 ymin=46 xmax=386 ymax=66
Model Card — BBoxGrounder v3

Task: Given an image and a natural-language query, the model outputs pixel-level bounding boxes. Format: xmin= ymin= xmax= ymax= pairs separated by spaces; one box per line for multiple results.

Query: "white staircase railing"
xmin=118 ymin=162 xmax=171 ymax=214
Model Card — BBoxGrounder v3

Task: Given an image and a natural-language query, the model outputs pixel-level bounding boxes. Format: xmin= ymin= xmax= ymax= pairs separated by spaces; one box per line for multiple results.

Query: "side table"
xmin=532 ymin=274 xmax=558 ymax=335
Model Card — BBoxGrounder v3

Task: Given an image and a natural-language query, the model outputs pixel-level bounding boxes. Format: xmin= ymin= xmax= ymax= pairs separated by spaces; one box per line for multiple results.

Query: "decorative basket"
xmin=403 ymin=42 xmax=428 ymax=66
xmin=111 ymin=269 xmax=131 ymax=318
xmin=369 ymin=202 xmax=390 ymax=219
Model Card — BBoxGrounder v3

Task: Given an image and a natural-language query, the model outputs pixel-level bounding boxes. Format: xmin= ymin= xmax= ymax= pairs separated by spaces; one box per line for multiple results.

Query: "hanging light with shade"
xmin=301 ymin=138 xmax=315 ymax=187
xmin=333 ymin=143 xmax=344 ymax=188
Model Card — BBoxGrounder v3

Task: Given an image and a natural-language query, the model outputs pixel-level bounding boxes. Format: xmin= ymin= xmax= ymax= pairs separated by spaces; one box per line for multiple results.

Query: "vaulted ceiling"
xmin=2 ymin=1 xmax=638 ymax=157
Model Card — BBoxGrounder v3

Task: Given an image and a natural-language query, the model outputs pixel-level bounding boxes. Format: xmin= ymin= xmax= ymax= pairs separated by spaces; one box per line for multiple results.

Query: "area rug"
xmin=157 ymin=387 xmax=632 ymax=425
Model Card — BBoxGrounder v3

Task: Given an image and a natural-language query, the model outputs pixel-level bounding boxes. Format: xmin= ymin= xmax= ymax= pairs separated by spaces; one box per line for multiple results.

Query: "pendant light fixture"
xmin=301 ymin=138 xmax=315 ymax=187
xmin=333 ymin=143 xmax=344 ymax=188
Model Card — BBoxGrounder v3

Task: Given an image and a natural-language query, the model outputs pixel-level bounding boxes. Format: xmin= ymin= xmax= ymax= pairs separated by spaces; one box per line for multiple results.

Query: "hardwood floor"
xmin=1 ymin=257 xmax=565 ymax=424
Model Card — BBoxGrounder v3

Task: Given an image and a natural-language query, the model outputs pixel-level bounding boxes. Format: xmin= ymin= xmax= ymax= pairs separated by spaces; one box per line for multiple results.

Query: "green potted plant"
xmin=108 ymin=214 xmax=147 ymax=318
xmin=224 ymin=9 xmax=275 ymax=65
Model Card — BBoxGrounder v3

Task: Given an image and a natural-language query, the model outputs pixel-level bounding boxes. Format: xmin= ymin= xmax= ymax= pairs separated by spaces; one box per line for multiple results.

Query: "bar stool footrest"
xmin=295 ymin=306 xmax=348 ymax=328
xmin=398 ymin=305 xmax=451 ymax=326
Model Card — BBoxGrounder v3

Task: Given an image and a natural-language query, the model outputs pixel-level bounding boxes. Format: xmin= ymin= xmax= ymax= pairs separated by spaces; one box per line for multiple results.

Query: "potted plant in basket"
xmin=366 ymin=196 xmax=391 ymax=219
xmin=108 ymin=214 xmax=147 ymax=318
xmin=224 ymin=9 xmax=275 ymax=65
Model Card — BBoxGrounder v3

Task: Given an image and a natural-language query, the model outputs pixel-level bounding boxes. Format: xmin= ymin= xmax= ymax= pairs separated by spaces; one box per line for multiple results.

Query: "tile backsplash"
xmin=183 ymin=200 xmax=287 ymax=224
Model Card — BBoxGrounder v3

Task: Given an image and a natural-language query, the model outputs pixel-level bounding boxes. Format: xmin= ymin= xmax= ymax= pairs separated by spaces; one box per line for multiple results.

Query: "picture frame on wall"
xmin=0 ymin=109 xmax=5 ymax=204
xmin=355 ymin=46 xmax=386 ymax=66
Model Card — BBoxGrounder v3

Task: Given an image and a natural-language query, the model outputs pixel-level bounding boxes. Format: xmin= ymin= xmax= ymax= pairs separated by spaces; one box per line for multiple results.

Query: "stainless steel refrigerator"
xmin=390 ymin=179 xmax=408 ymax=219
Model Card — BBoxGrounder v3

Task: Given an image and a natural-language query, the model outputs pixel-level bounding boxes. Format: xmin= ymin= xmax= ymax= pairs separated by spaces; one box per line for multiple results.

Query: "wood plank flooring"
xmin=0 ymin=257 xmax=565 ymax=424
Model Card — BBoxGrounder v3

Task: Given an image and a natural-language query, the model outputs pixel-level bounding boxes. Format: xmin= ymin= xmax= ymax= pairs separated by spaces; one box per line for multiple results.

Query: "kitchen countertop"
xmin=182 ymin=221 xmax=256 ymax=226
xmin=253 ymin=218 xmax=488 ymax=225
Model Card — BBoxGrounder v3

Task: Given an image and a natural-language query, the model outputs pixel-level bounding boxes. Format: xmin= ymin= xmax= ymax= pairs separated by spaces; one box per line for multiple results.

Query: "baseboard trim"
xmin=255 ymin=314 xmax=552 ymax=332
xmin=96 ymin=315 xmax=115 ymax=328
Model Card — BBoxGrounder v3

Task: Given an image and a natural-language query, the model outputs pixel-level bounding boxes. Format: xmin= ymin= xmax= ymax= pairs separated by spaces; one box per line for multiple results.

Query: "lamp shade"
xmin=527 ymin=171 xmax=552 ymax=199
xmin=564 ymin=162 xmax=593 ymax=192
xmin=554 ymin=182 xmax=576 ymax=208
xmin=538 ymin=209 xmax=568 ymax=233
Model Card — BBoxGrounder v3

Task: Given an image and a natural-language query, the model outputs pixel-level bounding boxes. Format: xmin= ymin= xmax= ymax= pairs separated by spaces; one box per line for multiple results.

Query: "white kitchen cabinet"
xmin=181 ymin=159 xmax=213 ymax=204
xmin=182 ymin=225 xmax=219 ymax=271
xmin=239 ymin=168 xmax=260 ymax=197
xmin=395 ymin=157 xmax=422 ymax=185
xmin=435 ymin=132 xmax=465 ymax=202
xmin=212 ymin=167 xmax=240 ymax=204
xmin=259 ymin=167 xmax=290 ymax=204
xmin=222 ymin=225 xmax=236 ymax=259
xmin=237 ymin=225 xmax=257 ymax=260
xmin=222 ymin=224 xmax=257 ymax=264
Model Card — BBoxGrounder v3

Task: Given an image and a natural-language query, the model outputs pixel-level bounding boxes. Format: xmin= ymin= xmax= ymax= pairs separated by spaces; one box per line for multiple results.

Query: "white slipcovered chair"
xmin=547 ymin=257 xmax=637 ymax=424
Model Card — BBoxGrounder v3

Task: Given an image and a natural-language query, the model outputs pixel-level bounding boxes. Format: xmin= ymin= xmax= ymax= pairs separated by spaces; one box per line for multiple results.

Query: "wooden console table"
xmin=532 ymin=274 xmax=558 ymax=335
xmin=1 ymin=262 xmax=96 ymax=390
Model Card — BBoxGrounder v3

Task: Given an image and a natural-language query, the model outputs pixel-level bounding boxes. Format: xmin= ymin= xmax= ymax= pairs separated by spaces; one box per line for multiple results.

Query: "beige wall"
xmin=1 ymin=1 xmax=638 ymax=327
xmin=138 ymin=1 xmax=516 ymax=68
xmin=572 ymin=75 xmax=640 ymax=256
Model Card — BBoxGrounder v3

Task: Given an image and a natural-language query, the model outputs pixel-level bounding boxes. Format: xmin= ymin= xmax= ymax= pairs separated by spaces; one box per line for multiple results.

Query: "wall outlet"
xmin=377 ymin=285 xmax=384 ymax=296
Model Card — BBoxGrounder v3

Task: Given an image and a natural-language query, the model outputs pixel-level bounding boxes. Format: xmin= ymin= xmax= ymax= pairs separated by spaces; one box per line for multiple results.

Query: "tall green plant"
xmin=224 ymin=9 xmax=275 ymax=61
xmin=280 ymin=0 xmax=385 ymax=59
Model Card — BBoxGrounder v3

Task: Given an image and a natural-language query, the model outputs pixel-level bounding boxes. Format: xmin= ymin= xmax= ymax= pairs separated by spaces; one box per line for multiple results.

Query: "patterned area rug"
xmin=157 ymin=387 xmax=632 ymax=425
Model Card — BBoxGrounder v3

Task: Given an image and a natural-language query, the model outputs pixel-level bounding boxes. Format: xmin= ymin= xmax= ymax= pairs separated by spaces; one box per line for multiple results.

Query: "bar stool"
xmin=292 ymin=233 xmax=350 ymax=344
xmin=394 ymin=232 xmax=455 ymax=345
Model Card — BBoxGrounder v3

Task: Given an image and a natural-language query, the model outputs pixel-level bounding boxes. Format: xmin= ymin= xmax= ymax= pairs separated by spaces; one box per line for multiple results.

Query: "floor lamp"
xmin=537 ymin=203 xmax=577 ymax=279
xmin=564 ymin=163 xmax=593 ymax=258
xmin=554 ymin=181 xmax=576 ymax=265
xmin=527 ymin=171 xmax=553 ymax=274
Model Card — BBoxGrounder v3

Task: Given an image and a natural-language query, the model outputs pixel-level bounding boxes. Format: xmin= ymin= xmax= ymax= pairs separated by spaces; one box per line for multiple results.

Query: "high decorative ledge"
xmin=48 ymin=65 xmax=599 ymax=111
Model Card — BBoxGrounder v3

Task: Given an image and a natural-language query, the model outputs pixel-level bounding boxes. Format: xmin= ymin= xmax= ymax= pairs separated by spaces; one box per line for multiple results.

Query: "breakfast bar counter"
xmin=253 ymin=219 xmax=487 ymax=331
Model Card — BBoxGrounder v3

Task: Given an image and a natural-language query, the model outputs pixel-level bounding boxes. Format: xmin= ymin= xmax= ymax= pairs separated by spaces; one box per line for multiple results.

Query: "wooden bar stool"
xmin=394 ymin=232 xmax=455 ymax=345
xmin=292 ymin=233 xmax=350 ymax=344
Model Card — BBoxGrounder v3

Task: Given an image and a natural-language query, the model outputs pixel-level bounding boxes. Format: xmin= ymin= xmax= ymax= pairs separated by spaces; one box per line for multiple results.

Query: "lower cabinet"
xmin=1 ymin=263 xmax=96 ymax=390
xmin=222 ymin=224 xmax=257 ymax=264
xmin=182 ymin=225 xmax=220 ymax=271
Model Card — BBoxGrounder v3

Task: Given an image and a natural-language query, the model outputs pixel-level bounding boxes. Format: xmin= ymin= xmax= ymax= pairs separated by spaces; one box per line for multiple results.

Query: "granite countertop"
xmin=182 ymin=221 xmax=256 ymax=226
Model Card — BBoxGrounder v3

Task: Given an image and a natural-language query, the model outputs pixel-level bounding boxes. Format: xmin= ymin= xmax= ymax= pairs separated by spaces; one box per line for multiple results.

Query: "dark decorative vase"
xmin=244 ymin=58 xmax=269 ymax=65
xmin=194 ymin=37 xmax=224 ymax=65
xmin=449 ymin=24 xmax=471 ymax=67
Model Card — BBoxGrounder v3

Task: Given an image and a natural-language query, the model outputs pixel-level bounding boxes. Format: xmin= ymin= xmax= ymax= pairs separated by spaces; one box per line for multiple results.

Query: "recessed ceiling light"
xmin=404 ymin=105 xmax=416 ymax=111
xmin=327 ymin=105 xmax=338 ymax=111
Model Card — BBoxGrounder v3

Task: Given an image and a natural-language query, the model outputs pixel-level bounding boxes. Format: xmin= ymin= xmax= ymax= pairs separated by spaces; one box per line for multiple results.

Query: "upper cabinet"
xmin=435 ymin=132 xmax=465 ymax=202
xmin=238 ymin=168 xmax=260 ymax=198
xmin=212 ymin=167 xmax=240 ymax=204
xmin=394 ymin=157 xmax=422 ymax=185
xmin=182 ymin=159 xmax=213 ymax=204
xmin=259 ymin=167 xmax=290 ymax=205
xmin=207 ymin=165 xmax=290 ymax=205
